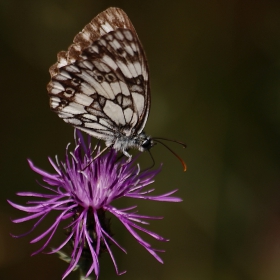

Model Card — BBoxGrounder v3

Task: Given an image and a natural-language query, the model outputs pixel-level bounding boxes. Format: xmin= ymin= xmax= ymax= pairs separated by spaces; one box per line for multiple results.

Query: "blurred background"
xmin=1 ymin=0 xmax=280 ymax=279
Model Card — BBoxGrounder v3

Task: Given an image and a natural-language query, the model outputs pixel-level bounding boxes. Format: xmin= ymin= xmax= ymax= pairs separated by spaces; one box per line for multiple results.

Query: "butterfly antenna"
xmin=81 ymin=145 xmax=110 ymax=171
xmin=153 ymin=139 xmax=187 ymax=171
xmin=153 ymin=137 xmax=187 ymax=148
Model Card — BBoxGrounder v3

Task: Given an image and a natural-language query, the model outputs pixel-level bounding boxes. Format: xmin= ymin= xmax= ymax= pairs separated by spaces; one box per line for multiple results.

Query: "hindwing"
xmin=47 ymin=7 xmax=151 ymax=143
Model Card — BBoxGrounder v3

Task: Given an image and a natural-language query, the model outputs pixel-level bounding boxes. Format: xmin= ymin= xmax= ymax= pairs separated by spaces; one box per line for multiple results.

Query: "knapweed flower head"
xmin=9 ymin=130 xmax=182 ymax=279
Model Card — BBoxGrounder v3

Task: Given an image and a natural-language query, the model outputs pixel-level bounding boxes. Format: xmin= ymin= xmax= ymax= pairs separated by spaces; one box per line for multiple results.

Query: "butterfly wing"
xmin=47 ymin=7 xmax=150 ymax=146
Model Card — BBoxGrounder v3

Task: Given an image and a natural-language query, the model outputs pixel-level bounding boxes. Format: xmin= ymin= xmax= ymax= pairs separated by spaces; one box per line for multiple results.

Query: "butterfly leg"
xmin=122 ymin=150 xmax=132 ymax=163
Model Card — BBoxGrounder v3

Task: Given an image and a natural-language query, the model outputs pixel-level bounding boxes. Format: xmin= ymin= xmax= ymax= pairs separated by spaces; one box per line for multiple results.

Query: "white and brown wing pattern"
xmin=47 ymin=7 xmax=151 ymax=154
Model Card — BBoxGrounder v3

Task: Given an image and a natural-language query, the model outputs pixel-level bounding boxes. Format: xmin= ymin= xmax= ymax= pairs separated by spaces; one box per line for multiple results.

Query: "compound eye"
xmin=142 ymin=139 xmax=151 ymax=150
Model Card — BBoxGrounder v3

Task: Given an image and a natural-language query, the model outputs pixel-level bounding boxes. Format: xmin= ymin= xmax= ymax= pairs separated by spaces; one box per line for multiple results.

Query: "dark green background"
xmin=1 ymin=0 xmax=280 ymax=279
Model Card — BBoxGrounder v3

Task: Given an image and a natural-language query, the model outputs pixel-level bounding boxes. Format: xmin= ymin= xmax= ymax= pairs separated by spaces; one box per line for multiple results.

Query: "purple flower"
xmin=8 ymin=130 xmax=182 ymax=279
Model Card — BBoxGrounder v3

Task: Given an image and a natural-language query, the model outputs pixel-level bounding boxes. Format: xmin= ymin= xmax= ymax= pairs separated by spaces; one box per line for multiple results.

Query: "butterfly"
xmin=47 ymin=7 xmax=186 ymax=171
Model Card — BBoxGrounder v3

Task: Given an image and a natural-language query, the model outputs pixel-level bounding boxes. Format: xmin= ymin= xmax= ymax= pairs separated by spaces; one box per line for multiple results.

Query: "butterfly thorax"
xmin=109 ymin=131 xmax=154 ymax=154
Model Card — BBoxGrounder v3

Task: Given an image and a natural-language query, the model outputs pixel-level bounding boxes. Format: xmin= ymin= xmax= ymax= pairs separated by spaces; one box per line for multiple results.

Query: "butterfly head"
xmin=136 ymin=132 xmax=155 ymax=152
xmin=141 ymin=136 xmax=154 ymax=151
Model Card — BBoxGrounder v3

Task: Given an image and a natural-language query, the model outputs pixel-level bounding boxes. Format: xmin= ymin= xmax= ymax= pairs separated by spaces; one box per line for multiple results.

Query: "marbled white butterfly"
xmin=47 ymin=7 xmax=186 ymax=170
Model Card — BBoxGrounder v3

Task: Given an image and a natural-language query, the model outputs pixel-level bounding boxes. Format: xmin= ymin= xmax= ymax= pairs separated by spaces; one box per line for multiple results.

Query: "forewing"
xmin=47 ymin=7 xmax=150 ymax=142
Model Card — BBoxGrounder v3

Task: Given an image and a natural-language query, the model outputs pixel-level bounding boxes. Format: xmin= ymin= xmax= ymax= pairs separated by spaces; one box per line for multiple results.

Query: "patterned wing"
xmin=47 ymin=7 xmax=150 ymax=145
